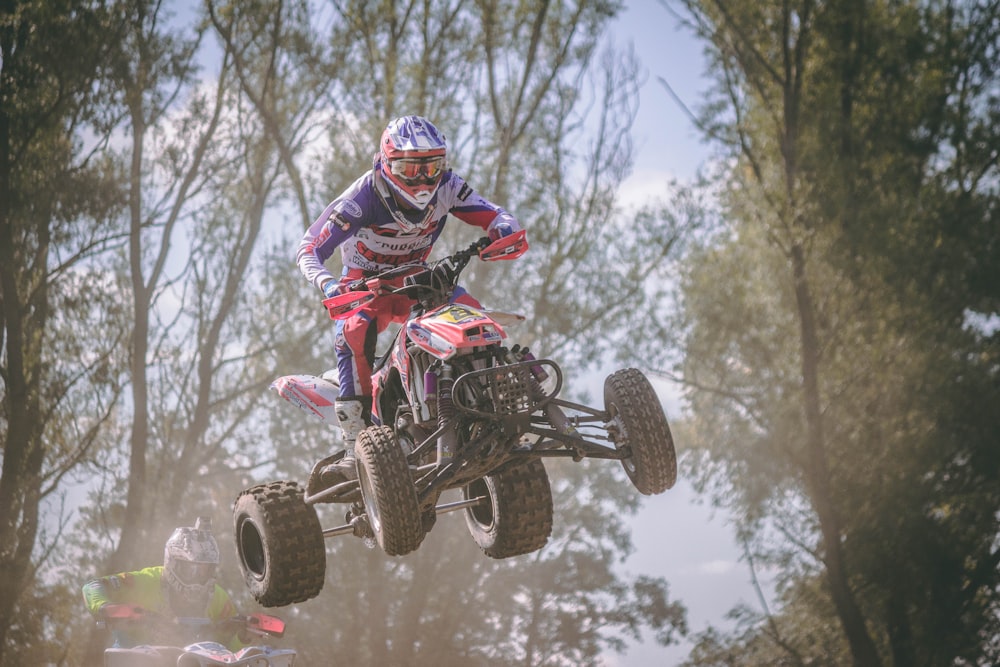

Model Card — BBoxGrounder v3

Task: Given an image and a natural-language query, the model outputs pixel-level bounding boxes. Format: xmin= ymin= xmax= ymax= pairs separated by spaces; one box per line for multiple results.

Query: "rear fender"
xmin=270 ymin=374 xmax=340 ymax=424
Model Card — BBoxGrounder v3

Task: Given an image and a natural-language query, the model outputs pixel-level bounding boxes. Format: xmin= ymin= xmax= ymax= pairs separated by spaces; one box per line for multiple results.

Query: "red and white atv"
xmin=233 ymin=232 xmax=676 ymax=607
xmin=99 ymin=604 xmax=293 ymax=666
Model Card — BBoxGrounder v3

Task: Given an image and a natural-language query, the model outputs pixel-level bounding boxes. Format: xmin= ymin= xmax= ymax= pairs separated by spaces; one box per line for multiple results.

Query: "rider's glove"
xmin=488 ymin=220 xmax=514 ymax=241
xmin=322 ymin=280 xmax=340 ymax=298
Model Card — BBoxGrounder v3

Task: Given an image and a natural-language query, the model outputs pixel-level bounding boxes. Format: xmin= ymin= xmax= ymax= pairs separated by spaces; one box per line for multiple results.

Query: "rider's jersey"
xmin=82 ymin=566 xmax=240 ymax=649
xmin=298 ymin=167 xmax=521 ymax=291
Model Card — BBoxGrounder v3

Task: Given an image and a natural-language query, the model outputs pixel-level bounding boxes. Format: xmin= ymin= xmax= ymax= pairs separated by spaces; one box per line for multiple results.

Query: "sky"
xmin=604 ymin=4 xmax=770 ymax=666
xmin=616 ymin=3 xmax=713 ymax=206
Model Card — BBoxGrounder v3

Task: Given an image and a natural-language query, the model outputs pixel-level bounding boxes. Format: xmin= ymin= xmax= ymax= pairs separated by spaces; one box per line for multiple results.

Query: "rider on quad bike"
xmin=297 ymin=114 xmax=523 ymax=490
xmin=82 ymin=517 xmax=244 ymax=651
xmin=229 ymin=116 xmax=676 ymax=608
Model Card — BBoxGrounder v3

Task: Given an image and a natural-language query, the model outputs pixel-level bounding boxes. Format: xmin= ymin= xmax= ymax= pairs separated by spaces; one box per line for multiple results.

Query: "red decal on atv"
xmin=272 ymin=377 xmax=326 ymax=418
xmin=298 ymin=386 xmax=332 ymax=407
xmin=272 ymin=378 xmax=308 ymax=414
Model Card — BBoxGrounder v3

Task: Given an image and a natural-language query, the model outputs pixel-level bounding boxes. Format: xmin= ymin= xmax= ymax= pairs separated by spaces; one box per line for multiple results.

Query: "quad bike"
xmin=233 ymin=231 xmax=677 ymax=607
xmin=98 ymin=603 xmax=294 ymax=666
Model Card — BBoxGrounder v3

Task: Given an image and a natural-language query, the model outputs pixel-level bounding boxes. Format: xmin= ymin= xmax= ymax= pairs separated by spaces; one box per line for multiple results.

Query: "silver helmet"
xmin=163 ymin=517 xmax=219 ymax=608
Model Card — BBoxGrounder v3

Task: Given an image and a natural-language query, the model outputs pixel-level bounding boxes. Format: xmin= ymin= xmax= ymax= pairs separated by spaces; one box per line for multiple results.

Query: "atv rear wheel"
xmin=463 ymin=458 xmax=553 ymax=559
xmin=233 ymin=480 xmax=326 ymax=607
xmin=604 ymin=368 xmax=678 ymax=495
xmin=355 ymin=425 xmax=425 ymax=556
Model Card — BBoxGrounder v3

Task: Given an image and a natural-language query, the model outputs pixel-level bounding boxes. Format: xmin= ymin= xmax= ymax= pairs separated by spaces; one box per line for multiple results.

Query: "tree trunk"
xmin=0 ymin=96 xmax=47 ymax=667
xmin=109 ymin=107 xmax=151 ymax=573
xmin=792 ymin=243 xmax=881 ymax=667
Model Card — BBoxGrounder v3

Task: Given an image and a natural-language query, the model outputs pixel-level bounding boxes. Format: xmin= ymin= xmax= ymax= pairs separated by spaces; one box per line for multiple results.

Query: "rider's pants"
xmin=335 ymin=286 xmax=481 ymax=397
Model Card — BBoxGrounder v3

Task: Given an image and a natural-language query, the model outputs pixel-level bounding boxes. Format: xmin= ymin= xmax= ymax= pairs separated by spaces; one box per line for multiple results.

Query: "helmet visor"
xmin=172 ymin=560 xmax=216 ymax=586
xmin=389 ymin=156 xmax=445 ymax=185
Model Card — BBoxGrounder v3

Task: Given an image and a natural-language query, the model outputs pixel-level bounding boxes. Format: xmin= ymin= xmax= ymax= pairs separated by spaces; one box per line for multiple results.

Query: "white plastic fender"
xmin=270 ymin=373 xmax=340 ymax=425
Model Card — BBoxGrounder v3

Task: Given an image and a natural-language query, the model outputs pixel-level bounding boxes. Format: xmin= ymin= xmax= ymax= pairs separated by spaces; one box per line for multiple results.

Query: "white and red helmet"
xmin=163 ymin=517 xmax=219 ymax=607
xmin=378 ymin=115 xmax=447 ymax=211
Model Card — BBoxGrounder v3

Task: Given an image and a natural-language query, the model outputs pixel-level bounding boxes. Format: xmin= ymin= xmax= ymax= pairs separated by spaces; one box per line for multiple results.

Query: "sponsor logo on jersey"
xmin=355 ymin=229 xmax=432 ymax=253
xmin=353 ymin=241 xmax=431 ymax=267
xmin=326 ymin=213 xmax=351 ymax=232
xmin=339 ymin=199 xmax=363 ymax=219
xmin=457 ymin=183 xmax=472 ymax=201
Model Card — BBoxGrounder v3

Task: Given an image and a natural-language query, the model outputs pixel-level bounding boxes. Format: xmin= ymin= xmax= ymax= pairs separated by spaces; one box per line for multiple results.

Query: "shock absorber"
xmin=423 ymin=361 xmax=439 ymax=421
xmin=436 ymin=364 xmax=458 ymax=464
xmin=511 ymin=344 xmax=549 ymax=384
xmin=510 ymin=345 xmax=576 ymax=436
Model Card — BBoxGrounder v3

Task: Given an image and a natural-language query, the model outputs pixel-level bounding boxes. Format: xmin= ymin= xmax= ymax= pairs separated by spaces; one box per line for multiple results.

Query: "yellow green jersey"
xmin=81 ymin=566 xmax=241 ymax=650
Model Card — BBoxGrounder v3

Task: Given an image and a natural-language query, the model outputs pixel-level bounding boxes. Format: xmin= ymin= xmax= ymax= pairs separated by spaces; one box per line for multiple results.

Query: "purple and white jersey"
xmin=298 ymin=169 xmax=520 ymax=291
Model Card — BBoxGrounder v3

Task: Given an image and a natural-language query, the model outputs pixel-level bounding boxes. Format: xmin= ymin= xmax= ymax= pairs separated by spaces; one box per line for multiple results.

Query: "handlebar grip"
xmin=456 ymin=237 xmax=489 ymax=259
xmin=102 ymin=603 xmax=145 ymax=620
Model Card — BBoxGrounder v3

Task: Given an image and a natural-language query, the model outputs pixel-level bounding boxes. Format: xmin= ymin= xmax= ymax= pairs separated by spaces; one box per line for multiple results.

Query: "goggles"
xmin=172 ymin=560 xmax=216 ymax=585
xmin=389 ymin=156 xmax=445 ymax=184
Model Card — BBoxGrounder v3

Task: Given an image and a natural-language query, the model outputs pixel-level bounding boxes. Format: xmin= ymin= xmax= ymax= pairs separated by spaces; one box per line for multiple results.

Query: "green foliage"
xmin=0 ymin=0 xmax=130 ymax=663
xmin=660 ymin=0 xmax=1000 ymax=664
xmin=684 ymin=577 xmax=852 ymax=666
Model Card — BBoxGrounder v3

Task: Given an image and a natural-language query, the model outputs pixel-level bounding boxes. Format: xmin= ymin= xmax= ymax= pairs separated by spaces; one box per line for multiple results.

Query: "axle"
xmin=320 ymin=494 xmax=486 ymax=538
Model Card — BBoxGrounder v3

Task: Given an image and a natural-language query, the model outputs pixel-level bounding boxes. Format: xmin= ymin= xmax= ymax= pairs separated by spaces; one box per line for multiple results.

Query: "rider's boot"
xmin=305 ymin=452 xmax=342 ymax=499
xmin=322 ymin=397 xmax=370 ymax=481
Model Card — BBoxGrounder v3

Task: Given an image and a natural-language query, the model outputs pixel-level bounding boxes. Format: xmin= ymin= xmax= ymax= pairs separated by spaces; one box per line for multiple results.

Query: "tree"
xmin=72 ymin=1 xmax=340 ymax=661
xmin=0 ymin=1 xmax=128 ymax=662
xmin=102 ymin=0 xmax=210 ymax=573
xmin=653 ymin=0 xmax=1000 ymax=664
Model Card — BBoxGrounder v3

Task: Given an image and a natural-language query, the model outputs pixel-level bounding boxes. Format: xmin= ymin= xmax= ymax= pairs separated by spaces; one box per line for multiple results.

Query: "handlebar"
xmin=344 ymin=237 xmax=491 ymax=293
xmin=323 ymin=231 xmax=527 ymax=320
xmin=98 ymin=604 xmax=285 ymax=639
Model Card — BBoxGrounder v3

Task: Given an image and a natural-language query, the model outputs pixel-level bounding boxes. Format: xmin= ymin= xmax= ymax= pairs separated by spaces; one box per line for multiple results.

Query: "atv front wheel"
xmin=604 ymin=368 xmax=678 ymax=495
xmin=463 ymin=458 xmax=553 ymax=558
xmin=355 ymin=425 xmax=425 ymax=556
xmin=233 ymin=480 xmax=326 ymax=607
